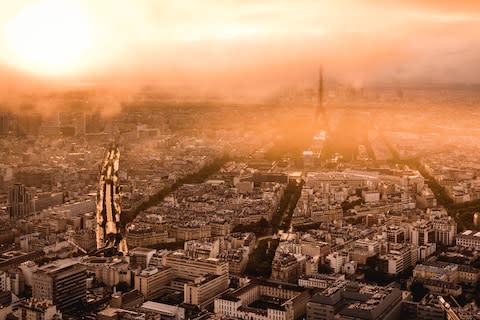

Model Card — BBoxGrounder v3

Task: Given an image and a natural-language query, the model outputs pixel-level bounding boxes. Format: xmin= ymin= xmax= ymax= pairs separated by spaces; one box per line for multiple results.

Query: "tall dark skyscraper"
xmin=7 ymin=183 xmax=33 ymax=220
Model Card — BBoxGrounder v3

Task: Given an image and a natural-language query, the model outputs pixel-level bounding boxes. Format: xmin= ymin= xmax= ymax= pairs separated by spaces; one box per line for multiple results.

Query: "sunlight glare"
xmin=4 ymin=0 xmax=92 ymax=75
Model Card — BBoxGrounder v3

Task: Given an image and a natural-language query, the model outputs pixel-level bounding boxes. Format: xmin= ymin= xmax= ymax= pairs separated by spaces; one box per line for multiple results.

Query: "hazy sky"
xmin=0 ymin=0 xmax=479 ymax=100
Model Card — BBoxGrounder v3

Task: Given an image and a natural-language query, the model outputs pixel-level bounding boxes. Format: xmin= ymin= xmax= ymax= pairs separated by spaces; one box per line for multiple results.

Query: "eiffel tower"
xmin=314 ymin=66 xmax=327 ymax=129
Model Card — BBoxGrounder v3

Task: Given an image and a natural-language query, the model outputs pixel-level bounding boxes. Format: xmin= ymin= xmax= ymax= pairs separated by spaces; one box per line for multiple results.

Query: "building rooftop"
xmin=141 ymin=301 xmax=183 ymax=316
xmin=36 ymin=258 xmax=81 ymax=274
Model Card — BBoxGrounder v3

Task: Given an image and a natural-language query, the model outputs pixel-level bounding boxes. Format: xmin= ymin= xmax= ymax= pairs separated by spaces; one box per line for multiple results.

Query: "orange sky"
xmin=0 ymin=0 xmax=479 ymax=98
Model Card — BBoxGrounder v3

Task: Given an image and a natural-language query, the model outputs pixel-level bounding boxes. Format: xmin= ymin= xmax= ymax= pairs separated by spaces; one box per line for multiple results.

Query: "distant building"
xmin=362 ymin=190 xmax=380 ymax=203
xmin=7 ymin=183 xmax=34 ymax=220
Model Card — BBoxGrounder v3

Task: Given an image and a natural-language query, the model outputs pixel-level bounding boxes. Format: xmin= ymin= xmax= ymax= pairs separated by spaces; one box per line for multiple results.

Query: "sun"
xmin=4 ymin=0 xmax=92 ymax=76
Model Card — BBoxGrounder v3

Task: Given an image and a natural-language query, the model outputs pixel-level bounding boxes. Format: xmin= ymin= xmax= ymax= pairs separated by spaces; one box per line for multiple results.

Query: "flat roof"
xmin=37 ymin=259 xmax=80 ymax=273
xmin=141 ymin=301 xmax=182 ymax=315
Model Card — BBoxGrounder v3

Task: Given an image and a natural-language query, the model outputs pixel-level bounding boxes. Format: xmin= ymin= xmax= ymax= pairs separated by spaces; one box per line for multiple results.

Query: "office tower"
xmin=7 ymin=183 xmax=34 ymax=220
xmin=32 ymin=261 xmax=87 ymax=313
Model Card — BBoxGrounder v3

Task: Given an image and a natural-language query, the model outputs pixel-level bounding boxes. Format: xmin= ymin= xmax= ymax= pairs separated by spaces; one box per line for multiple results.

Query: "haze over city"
xmin=0 ymin=1 xmax=480 ymax=320
xmin=1 ymin=0 xmax=480 ymax=110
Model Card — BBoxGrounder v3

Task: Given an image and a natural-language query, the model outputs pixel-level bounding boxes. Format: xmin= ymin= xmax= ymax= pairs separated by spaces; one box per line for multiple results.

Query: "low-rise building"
xmin=215 ymin=279 xmax=311 ymax=320
xmin=16 ymin=299 xmax=62 ymax=320
xmin=271 ymin=253 xmax=300 ymax=283
xmin=298 ymin=273 xmax=345 ymax=289
xmin=456 ymin=230 xmax=480 ymax=250
xmin=139 ymin=301 xmax=185 ymax=320
xmin=307 ymin=281 xmax=403 ymax=320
